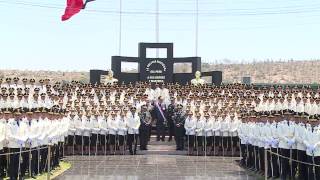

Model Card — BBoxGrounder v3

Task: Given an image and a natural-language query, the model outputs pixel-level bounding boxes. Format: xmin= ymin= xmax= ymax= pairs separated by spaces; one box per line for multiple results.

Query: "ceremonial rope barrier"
xmin=263 ymin=149 xmax=320 ymax=180
xmin=266 ymin=149 xmax=320 ymax=167
xmin=0 ymin=146 xmax=49 ymax=156
xmin=0 ymin=145 xmax=52 ymax=180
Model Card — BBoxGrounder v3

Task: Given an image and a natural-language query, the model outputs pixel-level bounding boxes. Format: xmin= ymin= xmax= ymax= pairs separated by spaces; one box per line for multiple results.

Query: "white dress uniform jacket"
xmin=184 ymin=116 xmax=196 ymax=135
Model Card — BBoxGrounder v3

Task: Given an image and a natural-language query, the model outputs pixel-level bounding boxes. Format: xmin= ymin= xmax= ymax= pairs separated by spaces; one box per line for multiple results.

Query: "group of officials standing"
xmin=1 ymin=77 xmax=320 ymax=179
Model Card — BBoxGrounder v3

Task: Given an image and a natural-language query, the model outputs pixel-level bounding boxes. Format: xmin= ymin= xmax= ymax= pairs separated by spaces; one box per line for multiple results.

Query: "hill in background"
xmin=1 ymin=60 xmax=319 ymax=84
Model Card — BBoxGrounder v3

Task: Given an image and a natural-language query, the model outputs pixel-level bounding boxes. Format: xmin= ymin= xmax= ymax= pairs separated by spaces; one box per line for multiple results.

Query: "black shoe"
xmin=168 ymin=138 xmax=172 ymax=142
xmin=161 ymin=139 xmax=165 ymax=142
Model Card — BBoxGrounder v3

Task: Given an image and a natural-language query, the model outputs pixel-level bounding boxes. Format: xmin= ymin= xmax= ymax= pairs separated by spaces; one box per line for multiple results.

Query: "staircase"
xmin=138 ymin=135 xmax=187 ymax=155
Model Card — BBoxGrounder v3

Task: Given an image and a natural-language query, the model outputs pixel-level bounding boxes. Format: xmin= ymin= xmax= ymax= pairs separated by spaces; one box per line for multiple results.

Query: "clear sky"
xmin=0 ymin=0 xmax=320 ymax=71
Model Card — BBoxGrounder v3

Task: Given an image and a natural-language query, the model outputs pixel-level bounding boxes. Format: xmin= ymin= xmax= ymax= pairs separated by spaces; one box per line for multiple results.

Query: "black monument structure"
xmin=90 ymin=42 xmax=222 ymax=85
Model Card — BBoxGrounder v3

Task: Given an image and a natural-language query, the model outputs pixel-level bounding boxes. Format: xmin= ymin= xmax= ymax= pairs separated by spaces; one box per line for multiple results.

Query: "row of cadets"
xmin=238 ymin=109 xmax=320 ymax=180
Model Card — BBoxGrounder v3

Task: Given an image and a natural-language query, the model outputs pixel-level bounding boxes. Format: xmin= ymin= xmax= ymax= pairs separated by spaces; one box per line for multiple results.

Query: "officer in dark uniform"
xmin=173 ymin=104 xmax=186 ymax=151
xmin=139 ymin=105 xmax=152 ymax=150
xmin=167 ymin=98 xmax=176 ymax=142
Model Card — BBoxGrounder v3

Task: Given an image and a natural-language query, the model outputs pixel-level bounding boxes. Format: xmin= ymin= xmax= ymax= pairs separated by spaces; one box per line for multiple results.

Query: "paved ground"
xmin=55 ymin=136 xmax=261 ymax=180
xmin=55 ymin=155 xmax=261 ymax=180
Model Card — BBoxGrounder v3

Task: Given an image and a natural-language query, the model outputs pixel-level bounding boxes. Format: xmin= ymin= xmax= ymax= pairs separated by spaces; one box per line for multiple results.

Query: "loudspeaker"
xmin=90 ymin=70 xmax=107 ymax=84
xmin=212 ymin=71 xmax=222 ymax=86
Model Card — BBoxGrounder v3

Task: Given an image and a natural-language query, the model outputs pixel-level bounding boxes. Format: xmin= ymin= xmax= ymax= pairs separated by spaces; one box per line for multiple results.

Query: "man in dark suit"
xmin=154 ymin=96 xmax=167 ymax=141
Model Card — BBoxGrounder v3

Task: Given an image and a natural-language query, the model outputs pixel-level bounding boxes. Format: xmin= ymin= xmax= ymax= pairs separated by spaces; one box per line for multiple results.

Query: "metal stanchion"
xmin=312 ymin=154 xmax=316 ymax=180
xmin=221 ymin=133 xmax=225 ymax=157
xmin=239 ymin=141 xmax=242 ymax=160
xmin=89 ymin=134 xmax=91 ymax=156
xmin=231 ymin=136 xmax=234 ymax=157
xmin=254 ymin=146 xmax=258 ymax=171
xmin=213 ymin=134 xmax=215 ymax=156
xmin=37 ymin=146 xmax=40 ymax=175
xmin=290 ymin=147 xmax=293 ymax=178
xmin=47 ymin=145 xmax=51 ymax=180
xmin=29 ymin=147 xmax=32 ymax=177
xmin=95 ymin=134 xmax=99 ymax=156
xmin=62 ymin=142 xmax=65 ymax=158
xmin=18 ymin=146 xmax=22 ymax=180
xmin=104 ymin=134 xmax=107 ymax=156
xmin=264 ymin=149 xmax=268 ymax=180
xmin=204 ymin=134 xmax=207 ymax=157
xmin=81 ymin=135 xmax=84 ymax=156
xmin=6 ymin=149 xmax=10 ymax=177
xmin=196 ymin=135 xmax=198 ymax=156
xmin=72 ymin=134 xmax=75 ymax=156
xmin=246 ymin=144 xmax=249 ymax=167
xmin=276 ymin=148 xmax=281 ymax=174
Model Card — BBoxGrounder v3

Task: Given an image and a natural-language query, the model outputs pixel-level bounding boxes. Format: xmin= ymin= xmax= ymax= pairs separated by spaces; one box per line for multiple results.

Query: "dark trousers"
xmin=196 ymin=136 xmax=203 ymax=147
xmin=21 ymin=148 xmax=30 ymax=177
xmin=127 ymin=134 xmax=138 ymax=154
xmin=156 ymin=123 xmax=165 ymax=141
xmin=271 ymin=148 xmax=280 ymax=177
xmin=259 ymin=147 xmax=272 ymax=175
xmin=205 ymin=137 xmax=213 ymax=147
xmin=8 ymin=148 xmax=20 ymax=180
xmin=40 ymin=146 xmax=47 ymax=174
xmin=254 ymin=146 xmax=260 ymax=171
xmin=186 ymin=135 xmax=195 ymax=150
xmin=222 ymin=137 xmax=231 ymax=151
xmin=259 ymin=147 xmax=265 ymax=172
xmin=214 ymin=136 xmax=221 ymax=150
xmin=118 ymin=135 xmax=125 ymax=146
xmin=280 ymin=148 xmax=293 ymax=180
xmin=139 ymin=129 xmax=149 ymax=150
xmin=55 ymin=144 xmax=60 ymax=168
xmin=248 ymin=145 xmax=254 ymax=168
xmin=168 ymin=120 xmax=174 ymax=140
xmin=174 ymin=126 xmax=184 ymax=150
xmin=240 ymin=144 xmax=246 ymax=165
xmin=297 ymin=150 xmax=307 ymax=179
xmin=0 ymin=149 xmax=7 ymax=178
xmin=31 ymin=148 xmax=39 ymax=175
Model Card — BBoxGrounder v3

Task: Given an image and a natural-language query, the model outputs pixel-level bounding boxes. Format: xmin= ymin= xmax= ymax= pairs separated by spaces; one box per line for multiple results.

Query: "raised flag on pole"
xmin=61 ymin=0 xmax=84 ymax=21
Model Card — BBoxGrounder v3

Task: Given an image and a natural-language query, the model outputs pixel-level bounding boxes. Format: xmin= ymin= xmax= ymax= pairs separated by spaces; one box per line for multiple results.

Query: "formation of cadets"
xmin=1 ymin=77 xmax=320 ymax=179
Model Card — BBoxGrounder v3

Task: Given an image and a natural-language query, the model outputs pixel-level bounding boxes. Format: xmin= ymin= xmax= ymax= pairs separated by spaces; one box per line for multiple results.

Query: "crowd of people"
xmin=0 ymin=77 xmax=320 ymax=180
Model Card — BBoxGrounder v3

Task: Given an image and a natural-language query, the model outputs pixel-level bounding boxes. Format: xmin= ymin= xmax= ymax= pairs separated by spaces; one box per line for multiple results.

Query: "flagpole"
xmin=195 ymin=0 xmax=199 ymax=57
xmin=119 ymin=0 xmax=122 ymax=56
xmin=155 ymin=0 xmax=159 ymax=58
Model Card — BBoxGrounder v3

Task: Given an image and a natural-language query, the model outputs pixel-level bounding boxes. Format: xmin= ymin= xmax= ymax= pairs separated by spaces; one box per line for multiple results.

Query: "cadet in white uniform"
xmin=81 ymin=113 xmax=91 ymax=155
xmin=90 ymin=113 xmax=100 ymax=155
xmin=195 ymin=113 xmax=205 ymax=155
xmin=184 ymin=112 xmax=196 ymax=155
xmin=74 ymin=111 xmax=83 ymax=155
xmin=127 ymin=107 xmax=140 ymax=155
xmin=67 ymin=112 xmax=76 ymax=155
xmin=117 ymin=112 xmax=127 ymax=154
xmin=6 ymin=109 xmax=25 ymax=180
xmin=108 ymin=112 xmax=118 ymax=154
xmin=98 ymin=110 xmax=108 ymax=155
xmin=203 ymin=113 xmax=213 ymax=155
